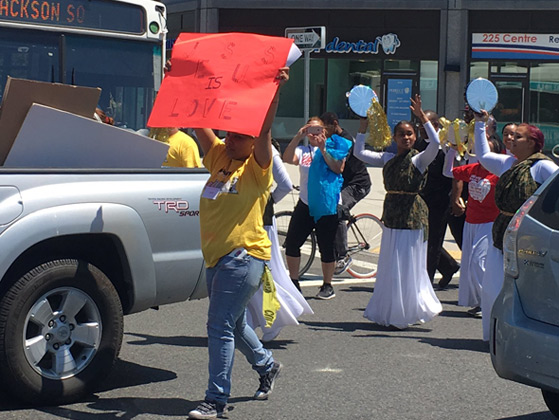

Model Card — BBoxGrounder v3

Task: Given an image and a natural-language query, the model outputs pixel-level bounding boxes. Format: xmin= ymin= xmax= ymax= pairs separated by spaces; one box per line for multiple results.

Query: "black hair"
xmin=271 ymin=138 xmax=281 ymax=154
xmin=501 ymin=122 xmax=518 ymax=134
xmin=488 ymin=134 xmax=505 ymax=154
xmin=319 ymin=112 xmax=339 ymax=125
xmin=394 ymin=120 xmax=414 ymax=135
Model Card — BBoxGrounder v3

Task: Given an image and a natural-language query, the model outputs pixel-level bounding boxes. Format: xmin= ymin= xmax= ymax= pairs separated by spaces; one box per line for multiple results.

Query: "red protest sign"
xmin=148 ymin=32 xmax=294 ymax=137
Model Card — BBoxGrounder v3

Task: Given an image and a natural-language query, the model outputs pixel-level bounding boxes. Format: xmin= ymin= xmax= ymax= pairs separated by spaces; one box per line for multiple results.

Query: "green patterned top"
xmin=382 ymin=149 xmax=429 ymax=239
xmin=492 ymin=152 xmax=550 ymax=250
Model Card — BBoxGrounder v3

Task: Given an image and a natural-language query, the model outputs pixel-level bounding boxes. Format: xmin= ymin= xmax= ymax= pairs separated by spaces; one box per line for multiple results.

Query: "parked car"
xmin=491 ymin=168 xmax=559 ymax=417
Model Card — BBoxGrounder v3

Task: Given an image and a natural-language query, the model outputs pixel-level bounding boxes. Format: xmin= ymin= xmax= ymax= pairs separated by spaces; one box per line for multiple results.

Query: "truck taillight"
xmin=503 ymin=197 xmax=536 ymax=278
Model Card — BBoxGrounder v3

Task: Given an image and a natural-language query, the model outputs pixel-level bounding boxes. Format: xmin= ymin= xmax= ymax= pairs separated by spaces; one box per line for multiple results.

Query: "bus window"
xmin=65 ymin=35 xmax=157 ymax=131
xmin=0 ymin=29 xmax=59 ymax=98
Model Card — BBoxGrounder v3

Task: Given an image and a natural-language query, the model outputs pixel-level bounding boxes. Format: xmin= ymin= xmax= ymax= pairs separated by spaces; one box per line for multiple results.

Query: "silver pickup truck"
xmin=0 ymin=168 xmax=209 ymax=405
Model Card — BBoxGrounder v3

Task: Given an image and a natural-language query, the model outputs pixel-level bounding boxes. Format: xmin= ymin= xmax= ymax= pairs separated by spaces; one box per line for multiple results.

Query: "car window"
xmin=529 ymin=171 xmax=559 ymax=230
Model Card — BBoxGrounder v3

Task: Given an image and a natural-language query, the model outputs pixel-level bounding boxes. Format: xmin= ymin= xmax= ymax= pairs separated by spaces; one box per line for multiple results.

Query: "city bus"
xmin=0 ymin=0 xmax=166 ymax=130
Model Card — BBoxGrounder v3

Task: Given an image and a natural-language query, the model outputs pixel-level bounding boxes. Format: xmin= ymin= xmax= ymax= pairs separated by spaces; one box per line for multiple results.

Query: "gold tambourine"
xmin=346 ymin=85 xmax=391 ymax=150
xmin=439 ymin=117 xmax=474 ymax=159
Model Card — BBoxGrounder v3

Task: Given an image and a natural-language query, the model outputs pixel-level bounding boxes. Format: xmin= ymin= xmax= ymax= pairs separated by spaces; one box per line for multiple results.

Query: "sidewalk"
xmin=275 ymin=164 xmax=462 ymax=266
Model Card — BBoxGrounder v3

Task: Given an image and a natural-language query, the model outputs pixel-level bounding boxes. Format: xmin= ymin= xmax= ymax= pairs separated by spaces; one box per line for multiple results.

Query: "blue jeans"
xmin=205 ymin=251 xmax=274 ymax=404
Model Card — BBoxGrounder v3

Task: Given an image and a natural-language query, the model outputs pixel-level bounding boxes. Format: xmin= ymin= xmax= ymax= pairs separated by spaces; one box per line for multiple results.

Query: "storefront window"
xmin=530 ymin=63 xmax=559 ymax=149
xmin=420 ymin=60 xmax=437 ymax=111
xmin=384 ymin=59 xmax=418 ymax=72
xmin=326 ymin=58 xmax=382 ymax=119
xmin=277 ymin=57 xmax=325 ymax=119
xmin=490 ymin=62 xmax=528 ymax=74
xmin=470 ymin=62 xmax=488 ymax=79
xmin=274 ymin=57 xmax=325 ymax=140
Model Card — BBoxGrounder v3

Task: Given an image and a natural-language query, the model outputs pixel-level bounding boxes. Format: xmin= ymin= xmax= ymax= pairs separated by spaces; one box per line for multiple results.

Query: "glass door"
xmin=488 ymin=61 xmax=528 ymax=131
xmin=490 ymin=78 xmax=526 ymax=125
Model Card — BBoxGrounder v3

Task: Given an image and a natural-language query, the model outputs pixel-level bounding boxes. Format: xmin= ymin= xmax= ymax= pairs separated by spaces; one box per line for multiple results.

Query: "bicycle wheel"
xmin=346 ymin=213 xmax=384 ymax=278
xmin=274 ymin=211 xmax=316 ymax=278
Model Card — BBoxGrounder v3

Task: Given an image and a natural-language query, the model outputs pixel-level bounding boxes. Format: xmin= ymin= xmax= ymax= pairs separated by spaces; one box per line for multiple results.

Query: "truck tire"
xmin=0 ymin=259 xmax=123 ymax=405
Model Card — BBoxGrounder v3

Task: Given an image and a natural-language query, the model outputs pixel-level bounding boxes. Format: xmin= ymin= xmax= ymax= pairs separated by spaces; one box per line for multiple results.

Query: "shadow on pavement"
xmin=301 ymin=319 xmax=432 ymax=334
xmin=439 ymin=309 xmax=472 ymax=319
xmin=497 ymin=411 xmax=555 ymax=419
xmin=0 ymin=359 xmax=177 ymax=411
xmin=262 ymin=339 xmax=297 ymax=350
xmin=124 ymin=332 xmax=207 ymax=348
xmin=411 ymin=336 xmax=488 ymax=353
xmin=340 ymin=285 xmax=374 ymax=293
xmin=39 ymin=396 xmax=194 ymax=419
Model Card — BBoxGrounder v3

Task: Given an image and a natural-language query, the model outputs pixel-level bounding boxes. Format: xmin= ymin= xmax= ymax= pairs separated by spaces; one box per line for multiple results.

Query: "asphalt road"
xmin=0 ymin=278 xmax=555 ymax=420
xmin=0 ymin=167 xmax=551 ymax=419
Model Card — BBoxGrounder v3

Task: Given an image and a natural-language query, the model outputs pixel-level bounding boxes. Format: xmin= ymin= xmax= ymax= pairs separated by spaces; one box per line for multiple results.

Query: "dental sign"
xmin=472 ymin=33 xmax=559 ymax=60
xmin=325 ymin=33 xmax=401 ymax=54
xmin=0 ymin=0 xmax=145 ymax=34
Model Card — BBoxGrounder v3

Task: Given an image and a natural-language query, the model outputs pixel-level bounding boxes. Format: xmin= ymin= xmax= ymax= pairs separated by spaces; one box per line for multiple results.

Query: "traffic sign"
xmin=285 ymin=26 xmax=325 ymax=50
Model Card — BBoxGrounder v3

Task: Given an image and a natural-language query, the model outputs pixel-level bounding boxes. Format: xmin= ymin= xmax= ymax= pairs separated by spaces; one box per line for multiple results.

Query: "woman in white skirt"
xmin=474 ymin=111 xmax=558 ymax=341
xmin=354 ymin=95 xmax=442 ymax=329
xmin=246 ymin=145 xmax=313 ymax=341
xmin=442 ymin=138 xmax=503 ymax=315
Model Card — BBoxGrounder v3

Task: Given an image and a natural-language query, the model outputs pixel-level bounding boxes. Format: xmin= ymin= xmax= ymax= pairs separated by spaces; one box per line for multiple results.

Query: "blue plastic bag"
xmin=308 ymin=134 xmax=352 ymax=222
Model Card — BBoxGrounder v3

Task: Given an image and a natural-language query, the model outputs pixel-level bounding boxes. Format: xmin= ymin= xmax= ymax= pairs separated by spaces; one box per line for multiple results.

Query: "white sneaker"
xmin=333 ymin=256 xmax=352 ymax=275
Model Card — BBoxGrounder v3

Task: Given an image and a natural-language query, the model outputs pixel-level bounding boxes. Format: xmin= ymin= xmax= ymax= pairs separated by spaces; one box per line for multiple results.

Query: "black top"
xmin=414 ymin=138 xmax=452 ymax=203
xmin=339 ymin=128 xmax=372 ymax=190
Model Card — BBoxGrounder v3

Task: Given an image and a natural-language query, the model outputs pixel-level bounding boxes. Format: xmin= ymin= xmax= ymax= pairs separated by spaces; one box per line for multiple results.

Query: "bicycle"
xmin=275 ymin=210 xmax=383 ymax=279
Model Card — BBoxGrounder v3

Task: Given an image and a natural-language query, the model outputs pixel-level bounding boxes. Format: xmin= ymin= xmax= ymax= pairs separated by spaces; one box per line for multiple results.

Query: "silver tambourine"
xmin=466 ymin=78 xmax=498 ymax=113
xmin=553 ymin=144 xmax=559 ymax=158
xmin=347 ymin=85 xmax=378 ymax=117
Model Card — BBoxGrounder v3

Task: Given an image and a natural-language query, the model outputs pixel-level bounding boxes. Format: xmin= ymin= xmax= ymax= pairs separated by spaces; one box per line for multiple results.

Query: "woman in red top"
xmin=444 ymin=137 xmax=504 ymax=316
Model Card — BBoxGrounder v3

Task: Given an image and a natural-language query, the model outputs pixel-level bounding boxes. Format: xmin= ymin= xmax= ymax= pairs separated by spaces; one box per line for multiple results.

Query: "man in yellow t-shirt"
xmin=186 ymin=67 xmax=289 ymax=420
xmin=162 ymin=128 xmax=202 ymax=168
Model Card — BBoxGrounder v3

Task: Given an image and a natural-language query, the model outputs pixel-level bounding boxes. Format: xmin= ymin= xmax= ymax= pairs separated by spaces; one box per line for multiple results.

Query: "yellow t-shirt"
xmin=200 ymin=141 xmax=272 ymax=268
xmin=163 ymin=131 xmax=202 ymax=168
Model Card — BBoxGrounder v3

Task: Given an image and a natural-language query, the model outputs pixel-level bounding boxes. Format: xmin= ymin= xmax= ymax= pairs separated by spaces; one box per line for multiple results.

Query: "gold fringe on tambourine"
xmin=366 ymin=98 xmax=392 ymax=150
xmin=148 ymin=127 xmax=171 ymax=142
xmin=438 ymin=117 xmax=451 ymax=144
xmin=438 ymin=117 xmax=474 ymax=158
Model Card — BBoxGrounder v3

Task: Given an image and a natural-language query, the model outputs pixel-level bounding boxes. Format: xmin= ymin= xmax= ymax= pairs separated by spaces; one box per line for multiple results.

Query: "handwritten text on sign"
xmin=148 ymin=33 xmax=294 ymax=137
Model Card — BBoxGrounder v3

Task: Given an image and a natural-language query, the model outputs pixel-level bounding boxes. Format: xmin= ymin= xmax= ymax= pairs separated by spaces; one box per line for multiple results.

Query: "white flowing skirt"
xmin=246 ymin=217 xmax=313 ymax=341
xmin=458 ymin=221 xmax=492 ymax=307
xmin=481 ymin=244 xmax=504 ymax=341
xmin=364 ymin=228 xmax=442 ymax=329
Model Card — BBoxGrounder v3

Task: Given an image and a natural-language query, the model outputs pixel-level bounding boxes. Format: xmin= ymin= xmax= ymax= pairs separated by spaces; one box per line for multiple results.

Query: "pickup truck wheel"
xmin=0 ymin=259 xmax=123 ymax=405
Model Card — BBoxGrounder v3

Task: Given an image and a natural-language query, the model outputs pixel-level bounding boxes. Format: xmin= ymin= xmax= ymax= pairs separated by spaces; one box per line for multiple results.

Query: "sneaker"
xmin=254 ymin=361 xmax=283 ymax=400
xmin=188 ymin=400 xmax=228 ymax=419
xmin=316 ymin=284 xmax=335 ymax=300
xmin=467 ymin=306 xmax=482 ymax=318
xmin=333 ymin=256 xmax=353 ymax=275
